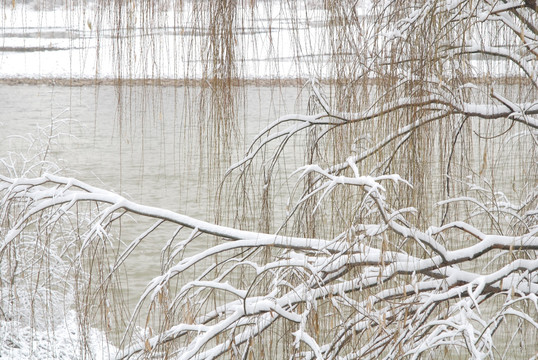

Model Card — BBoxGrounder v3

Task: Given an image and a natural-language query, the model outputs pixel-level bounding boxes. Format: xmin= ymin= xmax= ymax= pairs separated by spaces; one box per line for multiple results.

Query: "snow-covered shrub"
xmin=0 ymin=120 xmax=118 ymax=359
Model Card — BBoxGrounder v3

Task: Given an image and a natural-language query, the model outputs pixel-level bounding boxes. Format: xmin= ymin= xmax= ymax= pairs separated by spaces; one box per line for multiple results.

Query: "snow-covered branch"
xmin=1 ymin=166 xmax=536 ymax=358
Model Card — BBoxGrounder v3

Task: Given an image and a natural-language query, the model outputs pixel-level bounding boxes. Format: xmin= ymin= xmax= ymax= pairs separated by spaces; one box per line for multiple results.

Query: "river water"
xmin=1 ymin=84 xmax=308 ymax=212
xmin=1 ymin=84 xmax=534 ymax=291
xmin=1 ymin=83 xmax=311 ymax=306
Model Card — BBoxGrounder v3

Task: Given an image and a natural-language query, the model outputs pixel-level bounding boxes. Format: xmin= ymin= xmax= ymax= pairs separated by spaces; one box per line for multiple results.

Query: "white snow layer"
xmin=0 ymin=311 xmax=117 ymax=359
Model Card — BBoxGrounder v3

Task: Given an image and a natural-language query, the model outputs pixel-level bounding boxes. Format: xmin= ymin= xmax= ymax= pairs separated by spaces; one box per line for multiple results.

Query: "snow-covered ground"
xmin=0 ymin=311 xmax=116 ymax=360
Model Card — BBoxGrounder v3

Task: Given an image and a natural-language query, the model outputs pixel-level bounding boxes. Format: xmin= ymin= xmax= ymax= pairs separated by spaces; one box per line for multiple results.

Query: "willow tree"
xmin=1 ymin=0 xmax=537 ymax=359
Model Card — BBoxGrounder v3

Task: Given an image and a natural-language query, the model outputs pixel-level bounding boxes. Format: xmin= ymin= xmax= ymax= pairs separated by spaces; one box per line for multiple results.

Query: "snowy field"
xmin=0 ymin=1 xmax=517 ymax=82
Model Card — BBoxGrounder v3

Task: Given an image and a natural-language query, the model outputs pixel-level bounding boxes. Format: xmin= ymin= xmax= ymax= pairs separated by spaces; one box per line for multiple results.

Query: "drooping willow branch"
xmin=1 ymin=172 xmax=537 ymax=359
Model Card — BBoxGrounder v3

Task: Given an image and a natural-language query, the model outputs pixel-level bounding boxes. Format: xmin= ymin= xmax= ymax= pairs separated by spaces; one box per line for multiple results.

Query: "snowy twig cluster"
xmin=0 ymin=165 xmax=536 ymax=358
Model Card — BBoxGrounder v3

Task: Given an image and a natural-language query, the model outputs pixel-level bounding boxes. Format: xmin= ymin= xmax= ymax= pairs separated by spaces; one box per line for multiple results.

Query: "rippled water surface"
xmin=1 ymin=84 xmax=310 ymax=304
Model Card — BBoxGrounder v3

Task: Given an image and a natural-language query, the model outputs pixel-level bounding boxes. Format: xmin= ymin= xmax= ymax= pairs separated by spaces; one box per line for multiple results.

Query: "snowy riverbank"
xmin=1 ymin=312 xmax=116 ymax=359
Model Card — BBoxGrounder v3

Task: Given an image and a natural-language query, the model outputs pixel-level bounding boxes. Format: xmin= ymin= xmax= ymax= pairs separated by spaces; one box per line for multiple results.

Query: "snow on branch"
xmin=1 ymin=169 xmax=536 ymax=359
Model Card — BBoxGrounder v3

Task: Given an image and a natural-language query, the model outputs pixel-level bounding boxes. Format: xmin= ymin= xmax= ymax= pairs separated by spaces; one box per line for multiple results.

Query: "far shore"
xmin=0 ymin=76 xmax=531 ymax=87
xmin=0 ymin=77 xmax=307 ymax=87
